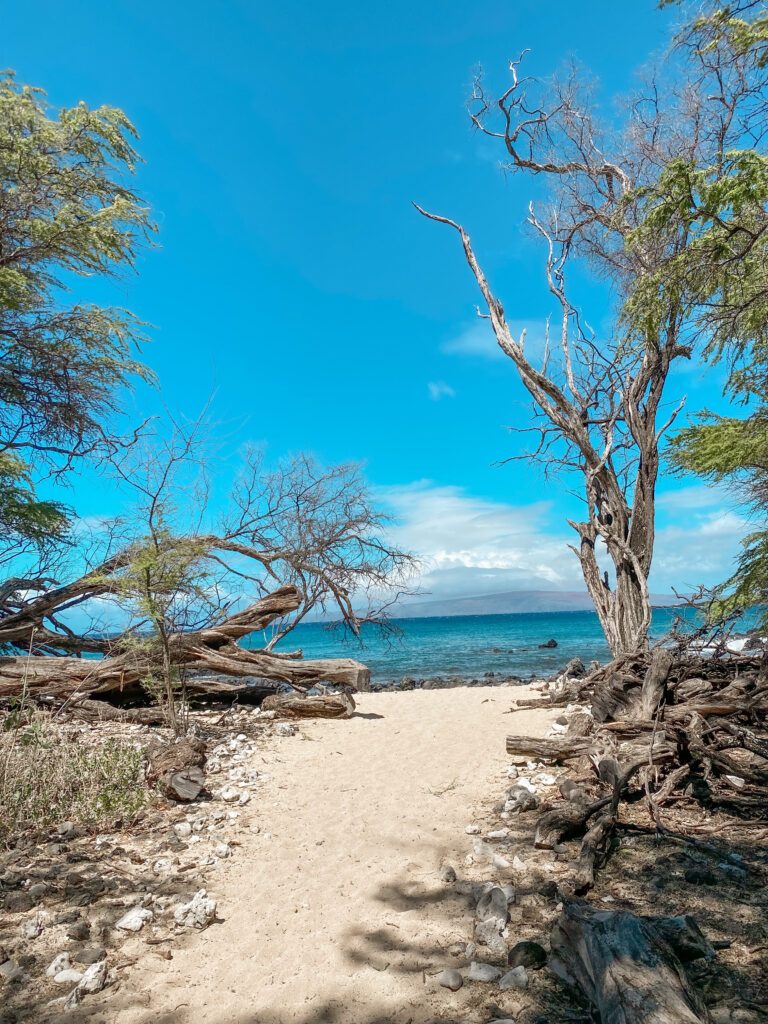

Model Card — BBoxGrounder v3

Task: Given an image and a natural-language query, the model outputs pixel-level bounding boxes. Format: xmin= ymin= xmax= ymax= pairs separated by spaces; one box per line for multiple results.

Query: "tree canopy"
xmin=0 ymin=71 xmax=155 ymax=567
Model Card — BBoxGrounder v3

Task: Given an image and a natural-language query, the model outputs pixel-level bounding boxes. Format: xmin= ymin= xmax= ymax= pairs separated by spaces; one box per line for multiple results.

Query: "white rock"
xmin=152 ymin=858 xmax=173 ymax=875
xmin=46 ymin=953 xmax=71 ymax=978
xmin=116 ymin=906 xmax=154 ymax=932
xmin=493 ymin=854 xmax=511 ymax=869
xmin=535 ymin=773 xmax=557 ymax=786
xmin=53 ymin=969 xmax=83 ymax=985
xmin=173 ymin=822 xmax=192 ymax=839
xmin=77 ymin=960 xmax=108 ymax=994
xmin=213 ymin=841 xmax=231 ymax=859
xmin=487 ymin=828 xmax=509 ymax=839
xmin=468 ymin=961 xmax=501 ymax=983
xmin=220 ymin=785 xmax=241 ymax=803
xmin=275 ymin=722 xmax=296 ymax=737
xmin=20 ymin=913 xmax=45 ymax=940
xmin=238 ymin=790 xmax=251 ymax=806
xmin=465 ymin=824 xmax=481 ymax=835
xmin=500 ymin=965 xmax=528 ymax=989
xmin=173 ymin=889 xmax=217 ymax=930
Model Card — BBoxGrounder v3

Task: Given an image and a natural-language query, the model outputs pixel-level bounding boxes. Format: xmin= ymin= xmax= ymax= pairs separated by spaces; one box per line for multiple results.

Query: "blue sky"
xmin=3 ymin=0 xmax=749 ymax=601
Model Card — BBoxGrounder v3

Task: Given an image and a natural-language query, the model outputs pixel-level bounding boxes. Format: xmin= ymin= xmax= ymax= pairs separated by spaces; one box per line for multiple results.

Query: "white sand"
xmin=107 ymin=687 xmax=556 ymax=1024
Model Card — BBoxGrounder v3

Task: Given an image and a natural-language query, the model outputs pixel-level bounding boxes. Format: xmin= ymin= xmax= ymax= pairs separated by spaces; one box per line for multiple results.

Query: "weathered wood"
xmin=506 ymin=734 xmax=592 ymax=762
xmin=550 ymin=901 xmax=712 ymax=1024
xmin=261 ymin=692 xmax=356 ymax=719
xmin=638 ymin=648 xmax=674 ymax=720
xmin=534 ymin=795 xmax=612 ymax=849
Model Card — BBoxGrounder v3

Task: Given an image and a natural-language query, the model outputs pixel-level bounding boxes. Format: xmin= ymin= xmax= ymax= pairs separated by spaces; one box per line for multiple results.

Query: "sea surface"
xmin=255 ymin=606 xmax=721 ymax=684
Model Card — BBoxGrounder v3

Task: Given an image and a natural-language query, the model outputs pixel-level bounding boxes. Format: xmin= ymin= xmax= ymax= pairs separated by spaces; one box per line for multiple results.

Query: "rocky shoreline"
xmin=370 ymin=655 xmax=596 ymax=692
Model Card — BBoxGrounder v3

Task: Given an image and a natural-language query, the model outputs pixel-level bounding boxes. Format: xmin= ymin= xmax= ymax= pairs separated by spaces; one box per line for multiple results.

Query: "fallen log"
xmin=0 ymin=587 xmax=371 ymax=699
xmin=506 ymin=735 xmax=593 ymax=762
xmin=261 ymin=692 xmax=356 ymax=718
xmin=550 ymin=900 xmax=712 ymax=1024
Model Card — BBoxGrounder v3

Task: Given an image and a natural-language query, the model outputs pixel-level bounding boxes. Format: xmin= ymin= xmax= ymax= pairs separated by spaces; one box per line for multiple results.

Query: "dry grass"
xmin=0 ymin=713 xmax=147 ymax=846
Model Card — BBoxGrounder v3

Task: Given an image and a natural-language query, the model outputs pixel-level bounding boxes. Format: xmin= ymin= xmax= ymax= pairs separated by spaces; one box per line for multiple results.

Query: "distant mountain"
xmin=390 ymin=590 xmax=679 ymax=619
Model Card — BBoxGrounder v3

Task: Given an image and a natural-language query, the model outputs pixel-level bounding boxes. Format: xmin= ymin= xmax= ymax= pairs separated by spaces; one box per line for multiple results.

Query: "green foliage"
xmin=0 ymin=70 xmax=155 ymax=563
xmin=0 ymin=452 xmax=69 ymax=559
xmin=623 ymin=149 xmax=768 ymax=392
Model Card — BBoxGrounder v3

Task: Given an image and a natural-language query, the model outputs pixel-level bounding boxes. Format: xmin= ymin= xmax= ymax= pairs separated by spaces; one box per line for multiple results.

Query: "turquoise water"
xmin=253 ymin=606 xmax=702 ymax=684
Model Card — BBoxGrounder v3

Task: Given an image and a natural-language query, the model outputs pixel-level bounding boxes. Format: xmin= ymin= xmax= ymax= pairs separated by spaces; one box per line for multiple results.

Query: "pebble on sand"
xmin=438 ymin=968 xmax=463 ymax=991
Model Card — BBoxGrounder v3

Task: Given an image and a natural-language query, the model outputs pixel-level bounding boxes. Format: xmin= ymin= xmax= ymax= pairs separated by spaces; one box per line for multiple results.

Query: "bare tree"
xmin=0 ymin=415 xmax=416 ymax=701
xmin=415 ymin=26 xmax=768 ymax=656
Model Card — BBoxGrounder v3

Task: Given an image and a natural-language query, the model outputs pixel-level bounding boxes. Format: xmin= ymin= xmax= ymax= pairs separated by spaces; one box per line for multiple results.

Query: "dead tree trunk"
xmin=550 ymin=901 xmax=712 ymax=1024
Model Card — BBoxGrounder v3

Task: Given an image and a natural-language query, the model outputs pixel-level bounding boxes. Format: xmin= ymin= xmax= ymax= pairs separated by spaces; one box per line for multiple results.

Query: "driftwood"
xmin=0 ymin=586 xmax=371 ymax=699
xmin=146 ymin=737 xmax=207 ymax=803
xmin=507 ymin=649 xmax=768 ymax=892
xmin=506 ymin=735 xmax=593 ymax=762
xmin=261 ymin=691 xmax=356 ymax=719
xmin=550 ymin=900 xmax=713 ymax=1024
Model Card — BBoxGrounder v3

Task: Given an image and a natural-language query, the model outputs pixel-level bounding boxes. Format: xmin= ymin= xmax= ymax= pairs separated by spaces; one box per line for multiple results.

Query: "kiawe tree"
xmin=416 ymin=1 xmax=768 ymax=656
xmin=0 ymin=71 xmax=155 ymax=586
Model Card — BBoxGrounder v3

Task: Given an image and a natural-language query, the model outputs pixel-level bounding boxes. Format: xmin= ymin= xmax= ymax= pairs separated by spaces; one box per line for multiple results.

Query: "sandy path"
xmin=110 ymin=687 xmax=556 ymax=1024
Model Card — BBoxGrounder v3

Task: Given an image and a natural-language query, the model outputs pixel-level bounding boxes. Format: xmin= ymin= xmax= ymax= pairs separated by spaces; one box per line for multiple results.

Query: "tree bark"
xmin=550 ymin=901 xmax=712 ymax=1024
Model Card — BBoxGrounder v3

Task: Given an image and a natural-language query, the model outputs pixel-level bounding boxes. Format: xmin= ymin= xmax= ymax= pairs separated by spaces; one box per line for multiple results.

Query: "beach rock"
xmin=173 ymin=822 xmax=192 ymax=839
xmin=561 ymin=656 xmax=585 ymax=677
xmin=440 ymin=864 xmax=457 ymax=883
xmin=116 ymin=906 xmax=154 ymax=932
xmin=173 ymin=889 xmax=217 ymax=929
xmin=538 ymin=638 xmax=557 ymax=649
xmin=66 ymin=921 xmax=90 ymax=941
xmin=476 ymin=887 xmax=508 ymax=926
xmin=508 ymin=940 xmax=547 ymax=970
xmin=77 ymin=959 xmax=108 ymax=995
xmin=438 ymin=968 xmax=464 ymax=991
xmin=20 ymin=914 xmax=44 ymax=940
xmin=220 ymin=785 xmax=241 ymax=803
xmin=47 ymin=953 xmax=72 ymax=978
xmin=468 ymin=962 xmax=502 ymax=983
xmin=493 ymin=853 xmax=511 ymax=869
xmin=54 ymin=968 xmax=84 ymax=984
xmin=275 ymin=722 xmax=297 ymax=737
xmin=505 ymin=785 xmax=539 ymax=814
xmin=0 ymin=959 xmax=24 ymax=984
xmin=56 ymin=821 xmax=76 ymax=838
xmin=465 ymin=824 xmax=481 ymax=835
xmin=4 ymin=892 xmax=33 ymax=914
xmin=500 ymin=965 xmax=528 ymax=990
xmin=28 ymin=882 xmax=49 ymax=900
xmin=475 ymin=918 xmax=506 ymax=955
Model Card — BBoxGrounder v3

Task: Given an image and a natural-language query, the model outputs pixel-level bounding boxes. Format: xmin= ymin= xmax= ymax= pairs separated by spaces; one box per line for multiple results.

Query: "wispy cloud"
xmin=441 ymin=319 xmax=550 ymax=363
xmin=377 ymin=479 xmax=751 ymax=604
xmin=427 ymin=380 xmax=455 ymax=401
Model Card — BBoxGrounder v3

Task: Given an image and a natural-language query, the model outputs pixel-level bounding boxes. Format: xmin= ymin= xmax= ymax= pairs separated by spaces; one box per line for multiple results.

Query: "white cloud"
xmin=427 ymin=380 xmax=456 ymax=401
xmin=441 ymin=319 xmax=550 ymax=363
xmin=380 ymin=482 xmax=582 ymax=595
xmin=377 ymin=480 xmax=752 ymax=606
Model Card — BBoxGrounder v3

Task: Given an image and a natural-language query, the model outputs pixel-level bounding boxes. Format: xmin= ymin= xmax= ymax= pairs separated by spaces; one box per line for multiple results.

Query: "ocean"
xmin=256 ymin=606 xmax=706 ymax=684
